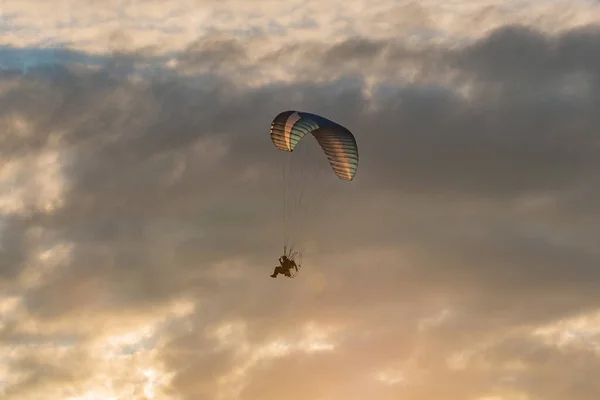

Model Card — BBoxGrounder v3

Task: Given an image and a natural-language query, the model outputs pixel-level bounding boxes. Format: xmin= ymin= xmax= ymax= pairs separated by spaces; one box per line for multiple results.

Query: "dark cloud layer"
xmin=1 ymin=23 xmax=600 ymax=399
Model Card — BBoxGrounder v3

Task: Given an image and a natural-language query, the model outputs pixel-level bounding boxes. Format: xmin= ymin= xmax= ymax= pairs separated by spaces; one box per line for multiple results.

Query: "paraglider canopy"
xmin=270 ymin=110 xmax=359 ymax=181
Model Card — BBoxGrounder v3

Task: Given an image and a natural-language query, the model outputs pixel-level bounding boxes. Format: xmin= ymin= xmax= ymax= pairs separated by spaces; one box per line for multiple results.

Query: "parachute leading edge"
xmin=270 ymin=110 xmax=359 ymax=181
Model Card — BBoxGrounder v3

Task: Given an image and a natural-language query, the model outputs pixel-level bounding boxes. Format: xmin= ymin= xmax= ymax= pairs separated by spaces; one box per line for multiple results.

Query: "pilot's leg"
xmin=271 ymin=266 xmax=283 ymax=278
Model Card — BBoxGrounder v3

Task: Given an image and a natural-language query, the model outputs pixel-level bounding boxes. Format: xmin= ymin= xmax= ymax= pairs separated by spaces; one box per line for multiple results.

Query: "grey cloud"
xmin=457 ymin=25 xmax=600 ymax=84
xmin=466 ymin=336 xmax=600 ymax=400
xmin=2 ymin=22 xmax=600 ymax=399
xmin=0 ymin=217 xmax=29 ymax=284
xmin=162 ymin=329 xmax=240 ymax=398
xmin=2 ymin=354 xmax=85 ymax=398
xmin=179 ymin=37 xmax=248 ymax=70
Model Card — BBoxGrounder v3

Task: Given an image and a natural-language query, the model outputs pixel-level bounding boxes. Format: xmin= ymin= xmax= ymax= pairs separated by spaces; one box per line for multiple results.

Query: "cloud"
xmin=1 ymin=2 xmax=600 ymax=399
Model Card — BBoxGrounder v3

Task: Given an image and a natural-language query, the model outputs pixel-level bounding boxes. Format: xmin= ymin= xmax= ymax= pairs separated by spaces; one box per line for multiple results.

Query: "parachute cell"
xmin=270 ymin=111 xmax=359 ymax=181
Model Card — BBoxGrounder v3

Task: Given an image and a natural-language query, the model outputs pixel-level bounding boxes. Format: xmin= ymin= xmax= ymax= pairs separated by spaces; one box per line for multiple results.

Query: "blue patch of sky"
xmin=0 ymin=46 xmax=187 ymax=79
xmin=231 ymin=26 xmax=264 ymax=38
xmin=264 ymin=20 xmax=286 ymax=36
xmin=288 ymin=17 xmax=318 ymax=30
xmin=118 ymin=335 xmax=157 ymax=355
xmin=0 ymin=46 xmax=109 ymax=73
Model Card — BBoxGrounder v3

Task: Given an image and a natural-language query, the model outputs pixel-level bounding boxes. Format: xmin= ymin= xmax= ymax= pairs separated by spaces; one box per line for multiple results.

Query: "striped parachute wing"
xmin=270 ymin=110 xmax=359 ymax=181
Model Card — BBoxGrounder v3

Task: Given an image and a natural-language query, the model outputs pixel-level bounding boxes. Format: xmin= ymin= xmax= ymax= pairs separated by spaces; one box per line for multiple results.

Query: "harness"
xmin=283 ymin=249 xmax=302 ymax=278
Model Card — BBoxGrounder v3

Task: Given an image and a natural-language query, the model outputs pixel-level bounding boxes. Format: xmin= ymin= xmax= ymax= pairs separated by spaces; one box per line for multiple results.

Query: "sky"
xmin=1 ymin=0 xmax=600 ymax=399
